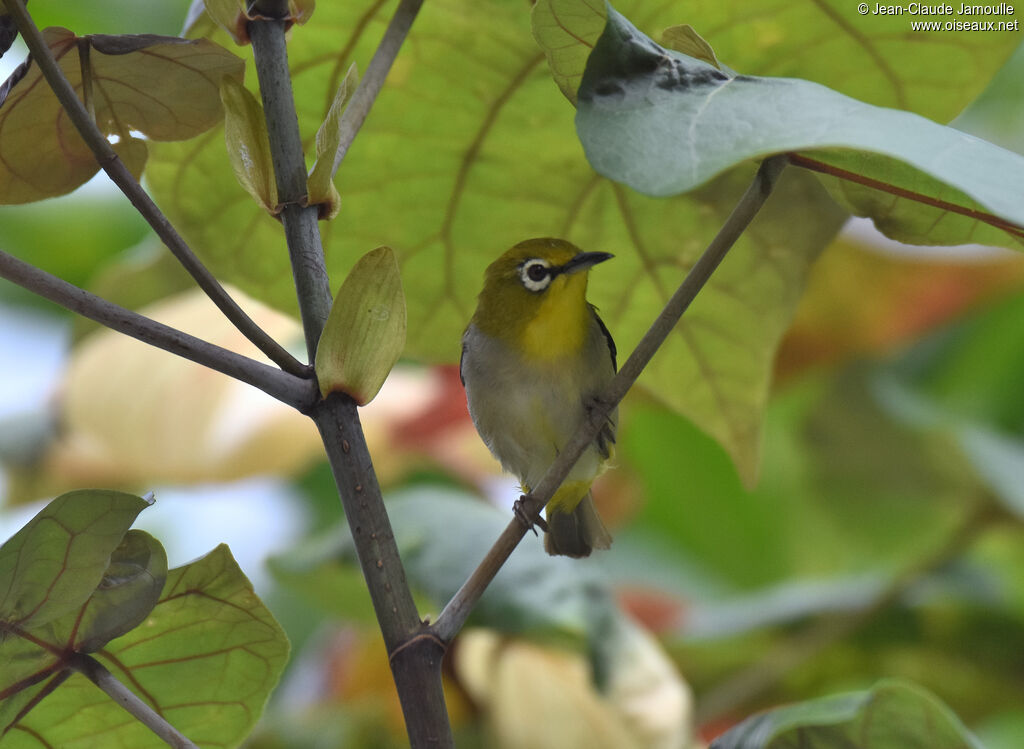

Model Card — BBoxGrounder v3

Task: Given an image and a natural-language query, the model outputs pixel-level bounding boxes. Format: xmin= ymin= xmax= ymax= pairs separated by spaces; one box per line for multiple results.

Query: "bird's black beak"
xmin=559 ymin=251 xmax=614 ymax=276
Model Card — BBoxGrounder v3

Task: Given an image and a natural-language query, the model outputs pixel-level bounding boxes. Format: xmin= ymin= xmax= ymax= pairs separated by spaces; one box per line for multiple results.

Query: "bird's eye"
xmin=519 ymin=259 xmax=552 ymax=292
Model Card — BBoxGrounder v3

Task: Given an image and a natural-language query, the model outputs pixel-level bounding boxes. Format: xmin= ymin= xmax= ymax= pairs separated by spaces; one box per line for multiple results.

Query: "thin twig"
xmin=72 ymin=654 xmax=200 ymax=749
xmin=0 ymin=249 xmax=316 ymax=411
xmin=331 ymin=0 xmax=425 ymax=175
xmin=433 ymin=155 xmax=790 ymax=644
xmin=788 ymin=152 xmax=1024 ymax=241
xmin=1 ymin=0 xmax=309 ymax=378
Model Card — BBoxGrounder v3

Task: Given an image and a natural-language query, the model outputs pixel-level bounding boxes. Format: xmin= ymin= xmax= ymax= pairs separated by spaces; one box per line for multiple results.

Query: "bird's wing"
xmin=591 ymin=305 xmax=617 ymax=371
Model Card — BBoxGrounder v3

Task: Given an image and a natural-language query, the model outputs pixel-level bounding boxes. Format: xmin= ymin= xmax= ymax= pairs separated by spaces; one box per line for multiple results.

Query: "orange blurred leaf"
xmin=778 ymin=237 xmax=1024 ymax=380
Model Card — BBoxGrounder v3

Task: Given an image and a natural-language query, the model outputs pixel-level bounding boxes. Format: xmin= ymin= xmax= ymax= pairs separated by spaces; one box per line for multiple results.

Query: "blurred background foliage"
xmin=2 ymin=1 xmax=1024 ymax=747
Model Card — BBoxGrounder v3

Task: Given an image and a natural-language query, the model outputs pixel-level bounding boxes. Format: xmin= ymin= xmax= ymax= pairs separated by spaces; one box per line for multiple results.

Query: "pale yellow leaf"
xmin=660 ymin=24 xmax=721 ymax=70
xmin=202 ymin=0 xmax=250 ymax=45
xmin=456 ymin=627 xmax=695 ymax=749
xmin=307 ymin=63 xmax=358 ymax=220
xmin=315 ymin=246 xmax=407 ymax=404
xmin=53 ymin=288 xmax=320 ymax=487
xmin=220 ymin=77 xmax=278 ymax=213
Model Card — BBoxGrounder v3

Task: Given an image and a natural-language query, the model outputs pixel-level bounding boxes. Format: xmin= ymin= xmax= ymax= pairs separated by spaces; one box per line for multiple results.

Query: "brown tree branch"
xmin=247 ymin=2 xmax=332 ymax=360
xmin=0 ymin=249 xmax=315 ymax=411
xmin=0 ymin=0 xmax=309 ymax=379
xmin=433 ymin=155 xmax=790 ymax=644
xmin=246 ymin=3 xmax=451 ymax=746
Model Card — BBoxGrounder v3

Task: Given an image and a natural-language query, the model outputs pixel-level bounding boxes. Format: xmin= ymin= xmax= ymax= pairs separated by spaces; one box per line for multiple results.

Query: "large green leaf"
xmin=0 ymin=493 xmax=165 ymax=743
xmin=144 ymin=1 xmax=1017 ymax=481
xmin=0 ymin=489 xmax=151 ymax=629
xmin=0 ymin=529 xmax=167 ymax=740
xmin=4 ymin=544 xmax=288 ymax=748
xmin=574 ymin=5 xmax=1024 ymax=249
xmin=710 ymin=679 xmax=984 ymax=749
xmin=535 ymin=0 xmax=1019 ymax=122
xmin=146 ymin=5 xmax=848 ymax=482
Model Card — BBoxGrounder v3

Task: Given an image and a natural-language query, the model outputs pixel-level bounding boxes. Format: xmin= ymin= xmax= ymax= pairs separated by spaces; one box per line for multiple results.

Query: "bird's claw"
xmin=584 ymin=394 xmax=617 ymax=457
xmin=513 ymin=496 xmax=548 ymax=536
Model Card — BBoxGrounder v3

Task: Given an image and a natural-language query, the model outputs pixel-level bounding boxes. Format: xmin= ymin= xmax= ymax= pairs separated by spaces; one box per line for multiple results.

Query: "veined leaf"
xmin=0 ymin=493 xmax=165 ymax=741
xmin=0 ymin=27 xmax=243 ymax=204
xmin=710 ymin=679 xmax=984 ymax=749
xmin=315 ymin=246 xmax=406 ymax=404
xmin=4 ymin=544 xmax=288 ymax=748
xmin=574 ymin=5 xmax=1024 ymax=248
xmin=145 ymin=0 xmax=1016 ymax=482
xmin=533 ymin=0 xmax=1020 ymax=122
xmin=221 ymin=76 xmax=278 ymax=213
xmin=0 ymin=490 xmax=151 ymax=630
xmin=306 ymin=62 xmax=358 ymax=219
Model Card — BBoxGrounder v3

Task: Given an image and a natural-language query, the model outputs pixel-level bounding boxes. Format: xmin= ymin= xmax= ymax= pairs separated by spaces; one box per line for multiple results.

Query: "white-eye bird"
xmin=460 ymin=237 xmax=617 ymax=557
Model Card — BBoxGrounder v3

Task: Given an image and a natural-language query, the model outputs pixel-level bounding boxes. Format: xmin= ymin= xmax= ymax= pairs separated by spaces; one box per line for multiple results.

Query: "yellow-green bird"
xmin=460 ymin=237 xmax=617 ymax=557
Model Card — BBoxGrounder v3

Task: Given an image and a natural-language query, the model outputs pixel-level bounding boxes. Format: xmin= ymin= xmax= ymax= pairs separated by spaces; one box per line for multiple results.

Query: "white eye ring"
xmin=519 ymin=259 xmax=552 ymax=292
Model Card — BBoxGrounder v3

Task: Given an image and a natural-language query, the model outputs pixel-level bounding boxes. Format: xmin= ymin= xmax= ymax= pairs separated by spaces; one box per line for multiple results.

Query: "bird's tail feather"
xmin=544 ymin=493 xmax=612 ymax=557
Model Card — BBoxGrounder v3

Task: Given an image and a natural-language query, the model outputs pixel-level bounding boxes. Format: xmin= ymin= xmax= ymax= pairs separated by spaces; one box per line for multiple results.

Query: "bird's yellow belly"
xmin=484 ymin=369 xmax=602 ymax=492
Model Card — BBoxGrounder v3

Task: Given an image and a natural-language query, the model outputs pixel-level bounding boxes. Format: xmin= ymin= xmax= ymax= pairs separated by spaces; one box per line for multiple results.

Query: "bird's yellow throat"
xmin=516 ymin=273 xmax=590 ymax=363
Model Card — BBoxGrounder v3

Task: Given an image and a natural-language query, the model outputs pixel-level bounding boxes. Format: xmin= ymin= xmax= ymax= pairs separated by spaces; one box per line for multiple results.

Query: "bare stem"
xmin=331 ymin=0 xmax=424 ymax=175
xmin=0 ymin=0 xmax=308 ymax=378
xmin=246 ymin=5 xmax=451 ymax=746
xmin=247 ymin=7 xmax=332 ymax=358
xmin=788 ymin=152 xmax=1024 ymax=241
xmin=0 ymin=249 xmax=316 ymax=411
xmin=311 ymin=394 xmax=452 ymax=747
xmin=433 ymin=155 xmax=790 ymax=643
xmin=73 ymin=654 xmax=200 ymax=749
